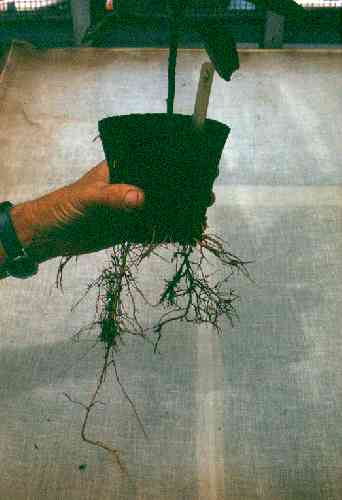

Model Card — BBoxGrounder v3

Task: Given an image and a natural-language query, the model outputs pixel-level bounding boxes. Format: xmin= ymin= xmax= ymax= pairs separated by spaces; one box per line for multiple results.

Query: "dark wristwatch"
xmin=0 ymin=201 xmax=39 ymax=279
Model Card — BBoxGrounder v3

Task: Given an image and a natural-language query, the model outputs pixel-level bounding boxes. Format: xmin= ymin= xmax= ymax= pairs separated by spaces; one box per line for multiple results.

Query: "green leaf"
xmin=198 ymin=21 xmax=239 ymax=81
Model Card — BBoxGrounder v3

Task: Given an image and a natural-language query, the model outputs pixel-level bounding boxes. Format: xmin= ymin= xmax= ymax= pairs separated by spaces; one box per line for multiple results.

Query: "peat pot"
xmin=98 ymin=113 xmax=230 ymax=245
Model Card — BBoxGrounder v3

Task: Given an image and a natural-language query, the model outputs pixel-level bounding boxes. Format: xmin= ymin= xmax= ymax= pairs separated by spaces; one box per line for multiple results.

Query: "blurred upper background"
xmin=0 ymin=0 xmax=341 ymax=56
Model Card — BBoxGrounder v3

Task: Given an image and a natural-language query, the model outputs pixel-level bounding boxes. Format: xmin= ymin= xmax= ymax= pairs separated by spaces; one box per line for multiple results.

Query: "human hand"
xmin=23 ymin=160 xmax=216 ymax=263
xmin=24 ymin=160 xmax=145 ymax=260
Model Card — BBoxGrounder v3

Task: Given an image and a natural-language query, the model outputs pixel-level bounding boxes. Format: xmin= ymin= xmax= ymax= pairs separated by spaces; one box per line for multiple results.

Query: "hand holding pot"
xmin=9 ymin=160 xmax=215 ymax=266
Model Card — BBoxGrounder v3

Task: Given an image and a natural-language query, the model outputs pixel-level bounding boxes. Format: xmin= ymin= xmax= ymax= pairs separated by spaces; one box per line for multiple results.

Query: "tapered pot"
xmin=98 ymin=113 xmax=230 ymax=244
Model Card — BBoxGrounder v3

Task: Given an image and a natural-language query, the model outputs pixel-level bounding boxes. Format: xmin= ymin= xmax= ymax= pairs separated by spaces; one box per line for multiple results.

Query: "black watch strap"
xmin=0 ymin=201 xmax=24 ymax=261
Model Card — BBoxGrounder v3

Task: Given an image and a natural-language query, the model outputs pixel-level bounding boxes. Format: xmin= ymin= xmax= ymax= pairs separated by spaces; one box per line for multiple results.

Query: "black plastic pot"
xmin=98 ymin=113 xmax=230 ymax=245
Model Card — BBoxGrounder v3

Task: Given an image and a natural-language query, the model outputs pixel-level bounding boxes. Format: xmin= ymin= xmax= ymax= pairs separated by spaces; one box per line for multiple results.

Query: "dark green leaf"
xmin=198 ymin=21 xmax=239 ymax=81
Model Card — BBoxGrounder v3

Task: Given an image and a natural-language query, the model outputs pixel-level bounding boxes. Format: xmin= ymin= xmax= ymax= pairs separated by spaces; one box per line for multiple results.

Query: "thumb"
xmin=100 ymin=184 xmax=145 ymax=210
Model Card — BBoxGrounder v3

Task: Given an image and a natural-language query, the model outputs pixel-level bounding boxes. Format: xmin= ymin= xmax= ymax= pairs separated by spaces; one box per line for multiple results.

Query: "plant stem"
xmin=167 ymin=4 xmax=179 ymax=116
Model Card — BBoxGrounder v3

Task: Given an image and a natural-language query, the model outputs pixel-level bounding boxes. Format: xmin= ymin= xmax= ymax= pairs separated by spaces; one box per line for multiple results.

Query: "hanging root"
xmin=56 ymin=230 xmax=253 ymax=471
xmin=63 ymin=345 xmax=128 ymax=475
xmin=151 ymin=232 xmax=253 ymax=353
xmin=62 ymin=341 xmax=149 ymax=476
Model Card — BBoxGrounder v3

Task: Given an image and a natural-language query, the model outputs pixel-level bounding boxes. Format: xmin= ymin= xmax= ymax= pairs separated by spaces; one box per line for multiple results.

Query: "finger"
xmin=99 ymin=184 xmax=145 ymax=210
xmin=76 ymin=160 xmax=109 ymax=185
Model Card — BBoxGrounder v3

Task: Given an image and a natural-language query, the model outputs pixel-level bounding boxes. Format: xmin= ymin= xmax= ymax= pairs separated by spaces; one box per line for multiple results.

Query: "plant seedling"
xmin=54 ymin=0 xmax=273 ymax=473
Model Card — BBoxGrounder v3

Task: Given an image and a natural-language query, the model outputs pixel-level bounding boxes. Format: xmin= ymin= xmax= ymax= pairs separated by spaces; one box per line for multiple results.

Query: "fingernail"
xmin=124 ymin=190 xmax=142 ymax=209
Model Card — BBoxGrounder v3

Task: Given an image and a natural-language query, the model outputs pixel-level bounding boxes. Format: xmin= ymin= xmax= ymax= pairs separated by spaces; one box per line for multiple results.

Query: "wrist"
xmin=0 ymin=203 xmax=36 ymax=269
xmin=0 ymin=202 xmax=45 ymax=278
xmin=6 ymin=199 xmax=56 ymax=266
xmin=0 ymin=185 xmax=73 ymax=277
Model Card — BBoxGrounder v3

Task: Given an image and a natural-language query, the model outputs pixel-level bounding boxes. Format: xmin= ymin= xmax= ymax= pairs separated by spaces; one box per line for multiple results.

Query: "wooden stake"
xmin=192 ymin=62 xmax=215 ymax=129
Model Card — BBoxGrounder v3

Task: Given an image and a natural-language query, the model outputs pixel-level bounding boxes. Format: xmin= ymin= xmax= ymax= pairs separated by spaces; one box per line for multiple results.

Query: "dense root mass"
xmin=55 ymin=232 xmax=252 ymax=472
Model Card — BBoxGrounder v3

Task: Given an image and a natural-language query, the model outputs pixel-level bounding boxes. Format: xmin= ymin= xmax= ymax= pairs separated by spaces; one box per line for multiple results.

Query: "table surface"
xmin=0 ymin=40 xmax=342 ymax=500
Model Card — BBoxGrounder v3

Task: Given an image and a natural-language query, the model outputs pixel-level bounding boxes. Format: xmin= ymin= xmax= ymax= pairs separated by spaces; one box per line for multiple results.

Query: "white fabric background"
xmin=0 ymin=41 xmax=342 ymax=499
